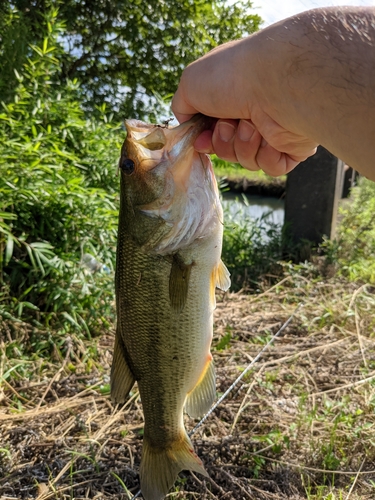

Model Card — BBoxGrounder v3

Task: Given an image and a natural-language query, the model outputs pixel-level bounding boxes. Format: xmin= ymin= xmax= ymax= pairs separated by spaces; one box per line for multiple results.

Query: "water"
xmin=222 ymin=192 xmax=285 ymax=226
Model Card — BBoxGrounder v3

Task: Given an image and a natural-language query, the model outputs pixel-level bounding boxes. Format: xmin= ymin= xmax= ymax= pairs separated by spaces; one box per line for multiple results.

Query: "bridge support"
xmin=284 ymin=147 xmax=345 ymax=249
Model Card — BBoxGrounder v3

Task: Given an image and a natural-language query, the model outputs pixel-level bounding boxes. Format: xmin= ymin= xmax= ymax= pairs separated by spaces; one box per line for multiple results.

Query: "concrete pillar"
xmin=342 ymin=166 xmax=358 ymax=198
xmin=284 ymin=146 xmax=345 ymax=247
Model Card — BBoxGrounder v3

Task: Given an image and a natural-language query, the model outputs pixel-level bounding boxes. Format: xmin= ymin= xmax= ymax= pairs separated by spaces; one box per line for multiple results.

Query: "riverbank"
xmin=213 ymin=159 xmax=286 ymax=198
xmin=221 ymin=175 xmax=285 ymax=197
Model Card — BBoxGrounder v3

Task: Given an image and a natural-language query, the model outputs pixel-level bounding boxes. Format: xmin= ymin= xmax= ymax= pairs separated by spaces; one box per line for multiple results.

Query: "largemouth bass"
xmin=111 ymin=114 xmax=230 ymax=500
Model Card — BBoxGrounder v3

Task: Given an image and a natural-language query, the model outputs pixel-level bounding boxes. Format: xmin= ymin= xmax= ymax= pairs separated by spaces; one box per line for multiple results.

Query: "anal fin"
xmin=185 ymin=358 xmax=215 ymax=419
xmin=110 ymin=326 xmax=136 ymax=404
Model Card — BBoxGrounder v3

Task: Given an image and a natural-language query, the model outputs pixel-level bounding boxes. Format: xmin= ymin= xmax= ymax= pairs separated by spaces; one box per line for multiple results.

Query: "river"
xmin=222 ymin=192 xmax=285 ymax=227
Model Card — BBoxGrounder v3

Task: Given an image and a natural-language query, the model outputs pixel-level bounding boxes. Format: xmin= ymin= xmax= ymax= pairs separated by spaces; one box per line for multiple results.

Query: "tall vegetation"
xmin=222 ymin=207 xmax=283 ymax=291
xmin=324 ymin=178 xmax=375 ymax=283
xmin=0 ymin=11 xmax=121 ymax=333
xmin=3 ymin=1 xmax=373 ymax=345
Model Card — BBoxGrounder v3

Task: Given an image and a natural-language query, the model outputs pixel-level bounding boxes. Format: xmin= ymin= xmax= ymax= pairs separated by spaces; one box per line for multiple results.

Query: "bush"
xmin=222 ymin=202 xmax=283 ymax=291
xmin=323 ymin=178 xmax=375 ymax=283
xmin=0 ymin=10 xmax=122 ymax=333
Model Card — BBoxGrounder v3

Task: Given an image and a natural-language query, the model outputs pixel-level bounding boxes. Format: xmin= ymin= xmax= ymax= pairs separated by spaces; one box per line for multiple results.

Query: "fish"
xmin=111 ymin=114 xmax=230 ymax=500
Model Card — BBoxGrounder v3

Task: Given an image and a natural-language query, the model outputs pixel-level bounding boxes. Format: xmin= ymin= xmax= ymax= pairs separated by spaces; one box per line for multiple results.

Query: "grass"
xmin=222 ymin=201 xmax=284 ymax=292
xmin=213 ymin=155 xmax=287 ymax=185
xmin=2 ymin=266 xmax=375 ymax=499
xmin=322 ymin=177 xmax=375 ymax=283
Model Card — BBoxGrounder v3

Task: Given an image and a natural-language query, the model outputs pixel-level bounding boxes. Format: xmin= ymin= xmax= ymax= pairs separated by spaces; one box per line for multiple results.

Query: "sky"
xmin=251 ymin=0 xmax=375 ymax=27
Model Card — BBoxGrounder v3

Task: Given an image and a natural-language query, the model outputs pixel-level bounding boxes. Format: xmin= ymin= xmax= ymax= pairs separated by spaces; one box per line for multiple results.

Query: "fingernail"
xmin=195 ymin=146 xmax=211 ymax=154
xmin=261 ymin=137 xmax=268 ymax=148
xmin=238 ymin=120 xmax=255 ymax=142
xmin=218 ymin=122 xmax=236 ymax=142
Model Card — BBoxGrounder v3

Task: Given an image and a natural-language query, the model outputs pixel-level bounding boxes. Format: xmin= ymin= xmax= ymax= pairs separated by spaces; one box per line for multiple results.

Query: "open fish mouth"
xmin=123 ymin=114 xmax=214 ymax=172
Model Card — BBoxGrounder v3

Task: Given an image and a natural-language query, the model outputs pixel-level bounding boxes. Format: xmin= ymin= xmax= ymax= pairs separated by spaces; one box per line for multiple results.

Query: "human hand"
xmin=172 ymin=39 xmax=318 ymax=177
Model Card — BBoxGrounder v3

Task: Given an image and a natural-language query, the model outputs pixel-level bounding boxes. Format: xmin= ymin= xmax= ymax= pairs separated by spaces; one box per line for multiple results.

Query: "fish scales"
xmin=111 ymin=115 xmax=230 ymax=500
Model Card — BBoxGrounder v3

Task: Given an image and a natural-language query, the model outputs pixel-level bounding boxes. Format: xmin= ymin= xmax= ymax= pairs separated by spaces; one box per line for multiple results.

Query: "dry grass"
xmin=2 ymin=273 xmax=375 ymax=499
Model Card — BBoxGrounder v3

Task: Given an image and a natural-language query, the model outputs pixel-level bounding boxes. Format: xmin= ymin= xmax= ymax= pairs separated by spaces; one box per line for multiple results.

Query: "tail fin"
xmin=140 ymin=432 xmax=208 ymax=500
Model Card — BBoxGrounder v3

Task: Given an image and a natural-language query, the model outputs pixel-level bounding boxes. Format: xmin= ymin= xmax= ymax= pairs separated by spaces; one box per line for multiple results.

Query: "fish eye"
xmin=120 ymin=158 xmax=135 ymax=175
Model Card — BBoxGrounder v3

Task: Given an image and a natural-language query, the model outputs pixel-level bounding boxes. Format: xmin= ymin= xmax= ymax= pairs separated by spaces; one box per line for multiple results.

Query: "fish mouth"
xmin=163 ymin=115 xmax=214 ymax=195
xmin=137 ymin=116 xmax=220 ymax=255
xmin=124 ymin=115 xmax=214 ymax=172
xmin=166 ymin=114 xmax=214 ymax=160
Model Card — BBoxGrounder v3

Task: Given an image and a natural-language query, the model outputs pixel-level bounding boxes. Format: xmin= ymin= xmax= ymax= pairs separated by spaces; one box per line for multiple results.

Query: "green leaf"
xmin=0 ymin=363 xmax=31 ymax=382
xmin=5 ymin=234 xmax=14 ymax=265
xmin=13 ymin=69 xmax=22 ymax=82
xmin=30 ymin=242 xmax=54 ymax=250
xmin=25 ymin=244 xmax=37 ymax=269
xmin=0 ymin=212 xmax=17 ymax=220
xmin=21 ymin=301 xmax=39 ymax=310
xmin=61 ymin=311 xmax=81 ymax=328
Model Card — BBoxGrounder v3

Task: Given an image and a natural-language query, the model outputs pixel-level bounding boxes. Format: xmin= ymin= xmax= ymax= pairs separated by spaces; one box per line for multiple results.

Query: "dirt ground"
xmin=1 ymin=277 xmax=375 ymax=499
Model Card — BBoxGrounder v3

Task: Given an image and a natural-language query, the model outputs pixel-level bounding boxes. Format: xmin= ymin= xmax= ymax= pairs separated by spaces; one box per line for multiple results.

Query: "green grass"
xmin=213 ymin=155 xmax=287 ymax=184
xmin=222 ymin=201 xmax=283 ymax=291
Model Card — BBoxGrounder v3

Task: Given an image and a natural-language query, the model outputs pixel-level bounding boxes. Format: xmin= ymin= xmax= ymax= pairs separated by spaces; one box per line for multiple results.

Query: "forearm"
xmin=245 ymin=6 xmax=375 ymax=177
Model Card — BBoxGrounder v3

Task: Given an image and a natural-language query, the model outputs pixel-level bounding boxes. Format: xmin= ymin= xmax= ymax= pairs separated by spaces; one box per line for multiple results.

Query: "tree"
xmin=6 ymin=0 xmax=262 ymax=119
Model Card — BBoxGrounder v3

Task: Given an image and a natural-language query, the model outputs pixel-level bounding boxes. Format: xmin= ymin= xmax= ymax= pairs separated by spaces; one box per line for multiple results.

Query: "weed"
xmin=214 ymin=325 xmax=233 ymax=350
xmin=323 ymin=177 xmax=375 ymax=283
xmin=221 ymin=201 xmax=283 ymax=291
xmin=111 ymin=472 xmax=133 ymax=498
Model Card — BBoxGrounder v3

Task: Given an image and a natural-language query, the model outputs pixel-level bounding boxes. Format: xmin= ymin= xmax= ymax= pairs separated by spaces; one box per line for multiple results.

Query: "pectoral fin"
xmin=216 ymin=260 xmax=231 ymax=291
xmin=169 ymin=254 xmax=192 ymax=313
xmin=110 ymin=327 xmax=136 ymax=404
xmin=210 ymin=260 xmax=231 ymax=309
xmin=185 ymin=358 xmax=216 ymax=419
